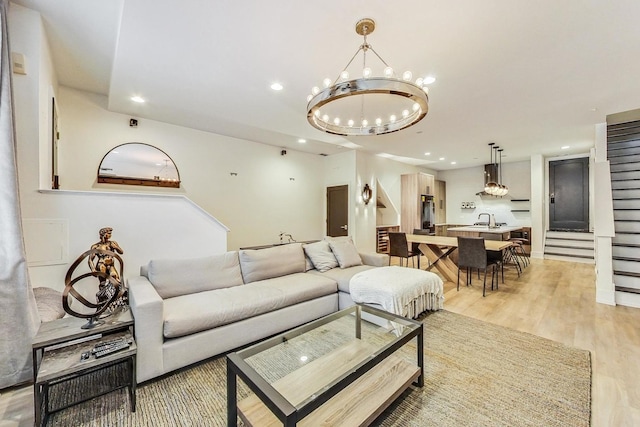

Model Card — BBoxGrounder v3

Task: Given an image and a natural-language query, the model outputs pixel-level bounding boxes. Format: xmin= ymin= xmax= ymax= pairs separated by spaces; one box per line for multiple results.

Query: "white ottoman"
xmin=350 ymin=266 xmax=444 ymax=318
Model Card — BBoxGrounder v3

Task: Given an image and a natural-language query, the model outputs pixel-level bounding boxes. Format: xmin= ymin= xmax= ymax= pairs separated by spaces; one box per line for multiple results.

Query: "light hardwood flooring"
xmin=1 ymin=257 xmax=639 ymax=426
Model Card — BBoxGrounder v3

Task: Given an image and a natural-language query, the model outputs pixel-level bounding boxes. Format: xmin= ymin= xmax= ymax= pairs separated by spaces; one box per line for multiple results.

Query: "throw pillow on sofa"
xmin=147 ymin=252 xmax=243 ymax=299
xmin=327 ymin=238 xmax=363 ymax=269
xmin=303 ymin=241 xmax=339 ymax=272
xmin=239 ymin=243 xmax=306 ymax=283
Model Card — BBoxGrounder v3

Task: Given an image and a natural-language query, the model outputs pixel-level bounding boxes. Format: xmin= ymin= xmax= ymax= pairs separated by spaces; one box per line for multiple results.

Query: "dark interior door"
xmin=549 ymin=157 xmax=589 ymax=231
xmin=327 ymin=185 xmax=348 ymax=237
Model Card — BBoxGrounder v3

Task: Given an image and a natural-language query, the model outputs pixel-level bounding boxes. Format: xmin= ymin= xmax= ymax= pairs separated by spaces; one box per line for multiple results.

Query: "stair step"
xmin=612 ymin=189 xmax=640 ymax=199
xmin=607 ymin=146 xmax=640 ymax=157
xmin=610 ymin=171 xmax=640 ymax=180
xmin=545 ymin=246 xmax=594 ymax=257
xmin=613 ymin=199 xmax=640 ymax=210
xmin=543 ymin=253 xmax=595 ymax=264
xmin=612 ymin=246 xmax=640 ymax=258
xmin=544 ymin=239 xmax=594 ymax=249
xmin=545 ymin=231 xmax=593 ymax=241
xmin=610 ymin=161 xmax=640 ymax=172
xmin=614 ymin=221 xmax=640 ymax=233
xmin=612 ymin=259 xmax=640 ymax=274
xmin=614 ymin=270 xmax=640 ymax=278
xmin=613 ymin=211 xmax=640 ymax=220
xmin=611 ymin=179 xmax=640 ymax=189
xmin=613 ymin=256 xmax=640 ymax=262
xmin=615 ymin=286 xmax=640 ymax=294
xmin=613 ymin=233 xmax=640 ymax=245
xmin=608 ymin=154 xmax=640 ymax=165
xmin=612 ymin=243 xmax=640 ymax=248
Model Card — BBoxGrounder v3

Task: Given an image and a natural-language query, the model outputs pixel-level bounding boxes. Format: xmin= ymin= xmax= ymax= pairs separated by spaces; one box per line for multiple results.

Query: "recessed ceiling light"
xmin=424 ymin=152 xmax=431 ymax=156
xmin=561 ymin=145 xmax=570 ymax=150
xmin=423 ymin=76 xmax=436 ymax=85
xmin=439 ymin=157 xmax=445 ymax=161
xmin=270 ymin=82 xmax=283 ymax=91
xmin=130 ymin=96 xmax=145 ymax=103
xmin=451 ymin=161 xmax=457 ymax=165
xmin=298 ymin=138 xmax=306 ymax=143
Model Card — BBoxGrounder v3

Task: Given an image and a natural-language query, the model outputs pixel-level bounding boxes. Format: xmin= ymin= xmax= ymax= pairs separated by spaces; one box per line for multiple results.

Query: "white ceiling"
xmin=13 ymin=0 xmax=640 ymax=170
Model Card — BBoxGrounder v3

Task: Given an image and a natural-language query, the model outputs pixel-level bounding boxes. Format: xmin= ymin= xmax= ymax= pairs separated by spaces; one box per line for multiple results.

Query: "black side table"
xmin=32 ymin=309 xmax=136 ymax=426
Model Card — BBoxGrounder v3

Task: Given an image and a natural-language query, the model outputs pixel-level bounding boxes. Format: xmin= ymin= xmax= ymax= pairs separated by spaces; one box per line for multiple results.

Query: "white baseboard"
xmin=596 ymin=289 xmax=616 ymax=306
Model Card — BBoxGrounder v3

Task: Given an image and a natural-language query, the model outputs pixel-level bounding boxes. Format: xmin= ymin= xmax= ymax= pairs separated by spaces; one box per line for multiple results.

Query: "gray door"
xmin=327 ymin=185 xmax=348 ymax=237
xmin=549 ymin=157 xmax=589 ymax=231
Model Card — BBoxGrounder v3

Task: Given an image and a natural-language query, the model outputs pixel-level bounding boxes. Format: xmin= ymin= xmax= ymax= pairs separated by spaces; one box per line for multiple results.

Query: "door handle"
xmin=550 ymin=192 xmax=555 ymax=204
xmin=340 ymin=225 xmax=348 ymax=230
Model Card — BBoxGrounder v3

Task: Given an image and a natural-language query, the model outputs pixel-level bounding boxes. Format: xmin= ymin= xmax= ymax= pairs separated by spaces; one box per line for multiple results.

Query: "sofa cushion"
xmin=303 ymin=241 xmax=338 ymax=272
xmin=239 ymin=243 xmax=305 ymax=283
xmin=309 ymin=264 xmax=376 ymax=293
xmin=328 ymin=238 xmax=362 ymax=268
xmin=162 ymin=273 xmax=337 ymax=338
xmin=147 ymin=252 xmax=243 ymax=299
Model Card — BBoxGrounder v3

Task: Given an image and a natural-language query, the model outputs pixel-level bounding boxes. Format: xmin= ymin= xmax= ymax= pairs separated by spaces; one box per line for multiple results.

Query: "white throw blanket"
xmin=350 ymin=266 xmax=444 ymax=318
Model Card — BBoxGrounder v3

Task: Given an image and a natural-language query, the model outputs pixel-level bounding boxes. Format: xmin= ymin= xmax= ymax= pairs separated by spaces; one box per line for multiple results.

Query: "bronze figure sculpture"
xmin=62 ymin=227 xmax=127 ymax=329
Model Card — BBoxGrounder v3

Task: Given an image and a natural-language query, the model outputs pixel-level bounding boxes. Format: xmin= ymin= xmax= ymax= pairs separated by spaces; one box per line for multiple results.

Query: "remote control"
xmin=92 ymin=337 xmax=129 ymax=353
xmin=94 ymin=341 xmax=130 ymax=358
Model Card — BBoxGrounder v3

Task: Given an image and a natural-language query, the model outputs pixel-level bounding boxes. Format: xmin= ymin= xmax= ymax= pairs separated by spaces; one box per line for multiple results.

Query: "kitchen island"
xmin=447 ymin=225 xmax=523 ymax=241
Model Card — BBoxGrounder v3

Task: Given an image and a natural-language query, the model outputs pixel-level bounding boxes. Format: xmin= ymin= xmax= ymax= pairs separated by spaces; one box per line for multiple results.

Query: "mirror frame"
xmin=97 ymin=143 xmax=181 ymax=188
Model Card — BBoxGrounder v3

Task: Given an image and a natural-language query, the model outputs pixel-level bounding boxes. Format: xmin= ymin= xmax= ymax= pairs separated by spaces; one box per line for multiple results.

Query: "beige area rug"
xmin=47 ymin=310 xmax=591 ymax=426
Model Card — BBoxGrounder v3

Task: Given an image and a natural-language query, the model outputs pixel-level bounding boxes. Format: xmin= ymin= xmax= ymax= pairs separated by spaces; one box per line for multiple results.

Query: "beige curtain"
xmin=0 ymin=0 xmax=39 ymax=389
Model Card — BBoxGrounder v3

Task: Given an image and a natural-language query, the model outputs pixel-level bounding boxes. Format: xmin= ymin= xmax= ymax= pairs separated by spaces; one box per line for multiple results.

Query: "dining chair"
xmin=479 ymin=233 xmax=509 ymax=282
xmin=456 ymin=236 xmax=500 ymax=297
xmin=388 ymin=232 xmax=419 ymax=267
xmin=411 ymin=229 xmax=432 ymax=267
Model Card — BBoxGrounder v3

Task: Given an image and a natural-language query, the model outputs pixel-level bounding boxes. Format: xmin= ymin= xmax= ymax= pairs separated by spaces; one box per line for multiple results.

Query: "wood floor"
xmin=1 ymin=257 xmax=639 ymax=426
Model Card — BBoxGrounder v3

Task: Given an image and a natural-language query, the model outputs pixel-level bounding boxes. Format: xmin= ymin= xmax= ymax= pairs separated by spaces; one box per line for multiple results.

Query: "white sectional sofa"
xmin=128 ymin=239 xmax=388 ymax=383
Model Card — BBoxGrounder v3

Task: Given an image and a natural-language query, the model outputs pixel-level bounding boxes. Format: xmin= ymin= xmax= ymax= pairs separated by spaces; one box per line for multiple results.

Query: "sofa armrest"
xmin=128 ymin=275 xmax=165 ymax=383
xmin=359 ymin=252 xmax=389 ymax=267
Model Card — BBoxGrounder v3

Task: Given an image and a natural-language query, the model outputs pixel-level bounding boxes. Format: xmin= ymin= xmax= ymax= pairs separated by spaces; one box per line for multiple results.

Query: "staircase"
xmin=544 ymin=231 xmax=594 ymax=263
xmin=608 ymin=120 xmax=640 ymax=294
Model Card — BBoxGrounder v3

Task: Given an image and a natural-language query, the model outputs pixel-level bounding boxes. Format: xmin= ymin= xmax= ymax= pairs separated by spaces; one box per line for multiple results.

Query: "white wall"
xmin=56 ymin=87 xmax=326 ymax=250
xmin=439 ymin=161 xmax=532 ymax=226
xmin=323 ymin=151 xmax=436 ymax=252
xmin=25 ymin=191 xmax=229 ymax=291
xmin=10 ymin=3 xmax=51 ymax=196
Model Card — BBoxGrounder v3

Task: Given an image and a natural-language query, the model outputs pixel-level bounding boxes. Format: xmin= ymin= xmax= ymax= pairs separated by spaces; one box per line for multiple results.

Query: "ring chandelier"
xmin=306 ymin=18 xmax=430 ymax=136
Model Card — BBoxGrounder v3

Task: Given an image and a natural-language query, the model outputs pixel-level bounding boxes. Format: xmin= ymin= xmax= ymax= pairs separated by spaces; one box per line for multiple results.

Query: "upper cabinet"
xmin=433 ymin=180 xmax=447 ymax=224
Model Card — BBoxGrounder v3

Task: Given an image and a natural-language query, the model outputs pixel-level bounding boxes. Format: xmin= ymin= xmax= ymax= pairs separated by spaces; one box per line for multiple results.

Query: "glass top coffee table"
xmin=227 ymin=304 xmax=423 ymax=426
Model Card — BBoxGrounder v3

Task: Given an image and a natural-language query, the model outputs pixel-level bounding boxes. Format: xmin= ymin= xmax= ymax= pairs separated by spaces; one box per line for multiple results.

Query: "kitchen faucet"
xmin=477 ymin=213 xmax=498 ymax=228
xmin=477 ymin=213 xmax=491 ymax=225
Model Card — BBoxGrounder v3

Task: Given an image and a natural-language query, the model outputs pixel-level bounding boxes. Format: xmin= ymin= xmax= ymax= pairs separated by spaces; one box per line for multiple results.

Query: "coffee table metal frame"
xmin=227 ymin=304 xmax=423 ymax=427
